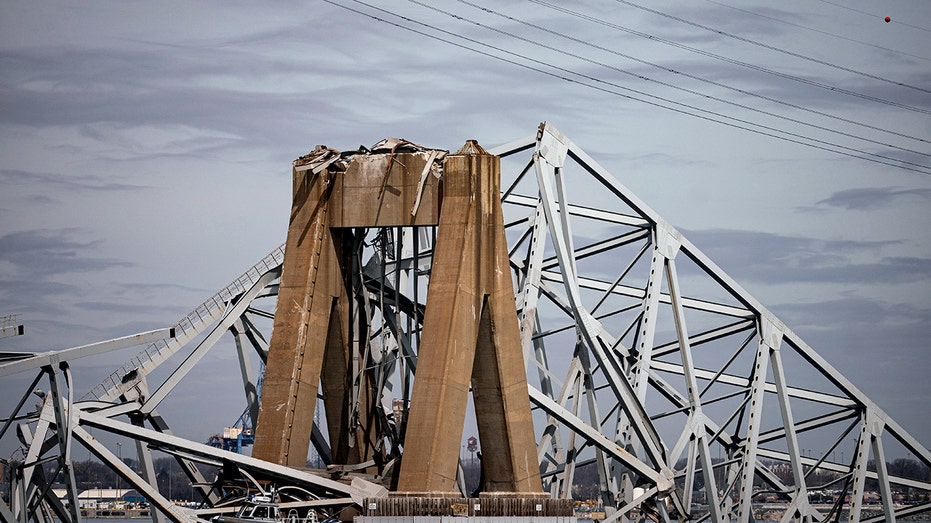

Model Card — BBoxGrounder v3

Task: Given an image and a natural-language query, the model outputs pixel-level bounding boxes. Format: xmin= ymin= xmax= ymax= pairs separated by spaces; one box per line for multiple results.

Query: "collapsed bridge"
xmin=2 ymin=123 xmax=929 ymax=523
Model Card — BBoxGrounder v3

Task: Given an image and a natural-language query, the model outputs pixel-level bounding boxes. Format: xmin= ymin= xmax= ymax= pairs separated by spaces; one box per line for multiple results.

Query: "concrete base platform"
xmin=357 ymin=518 xmax=576 ymax=523
xmin=362 ymin=496 xmax=574 ymax=518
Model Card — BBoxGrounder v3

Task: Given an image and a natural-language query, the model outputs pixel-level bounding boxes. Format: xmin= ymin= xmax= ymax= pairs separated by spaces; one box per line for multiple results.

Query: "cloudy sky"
xmin=1 ymin=1 xmax=929 ymax=459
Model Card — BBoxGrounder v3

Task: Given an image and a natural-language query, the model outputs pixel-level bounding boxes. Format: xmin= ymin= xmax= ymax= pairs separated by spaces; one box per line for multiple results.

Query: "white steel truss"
xmin=1 ymin=123 xmax=928 ymax=523
xmin=494 ymin=123 xmax=931 ymax=522
xmin=0 ymin=314 xmax=25 ymax=340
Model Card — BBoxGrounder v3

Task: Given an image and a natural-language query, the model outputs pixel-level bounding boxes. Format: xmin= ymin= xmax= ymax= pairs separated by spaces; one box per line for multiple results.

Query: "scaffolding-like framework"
xmin=1 ymin=123 xmax=928 ymax=523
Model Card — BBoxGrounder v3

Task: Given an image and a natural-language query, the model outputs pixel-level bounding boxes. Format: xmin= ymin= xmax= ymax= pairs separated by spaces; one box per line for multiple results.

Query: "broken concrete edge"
xmin=291 ymin=137 xmax=497 ymax=181
xmin=350 ymin=476 xmax=390 ymax=505
xmin=455 ymin=139 xmax=489 ymax=155
xmin=293 ymin=138 xmax=454 ymax=176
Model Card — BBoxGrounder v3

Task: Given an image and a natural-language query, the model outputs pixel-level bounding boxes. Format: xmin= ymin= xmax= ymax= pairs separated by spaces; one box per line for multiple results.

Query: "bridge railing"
xmin=0 ymin=313 xmax=24 ymax=339
xmin=83 ymin=244 xmax=285 ymax=402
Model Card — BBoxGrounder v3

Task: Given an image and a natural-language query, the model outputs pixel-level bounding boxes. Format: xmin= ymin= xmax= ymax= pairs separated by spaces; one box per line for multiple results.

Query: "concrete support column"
xmin=253 ymin=162 xmax=344 ymax=467
xmin=397 ymin=141 xmax=542 ymax=494
xmin=255 ymin=147 xmax=443 ymax=470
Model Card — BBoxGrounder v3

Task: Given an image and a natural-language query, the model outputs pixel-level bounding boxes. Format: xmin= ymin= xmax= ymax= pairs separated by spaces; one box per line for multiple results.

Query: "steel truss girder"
xmin=75 ymin=411 xmax=367 ymax=503
xmin=497 ymin=122 xmax=930 ymax=522
xmin=0 ymin=256 xmax=379 ymax=523
xmin=3 ymin=123 xmax=928 ymax=523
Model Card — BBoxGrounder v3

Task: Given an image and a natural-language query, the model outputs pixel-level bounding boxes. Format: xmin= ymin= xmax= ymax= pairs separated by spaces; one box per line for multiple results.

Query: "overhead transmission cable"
xmin=610 ymin=0 xmax=931 ymax=94
xmin=816 ymin=0 xmax=931 ymax=34
xmin=323 ymin=0 xmax=931 ymax=175
xmin=529 ymin=0 xmax=931 ymax=117
xmin=705 ymin=0 xmax=931 ymax=63
xmin=445 ymin=0 xmax=930 ymax=158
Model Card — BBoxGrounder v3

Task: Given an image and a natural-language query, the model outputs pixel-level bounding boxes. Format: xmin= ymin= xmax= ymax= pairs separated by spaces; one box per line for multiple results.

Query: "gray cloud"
xmin=0 ymin=37 xmax=522 ymax=162
xmin=0 ymin=278 xmax=81 ymax=317
xmin=1 ymin=0 xmax=929 ymax=459
xmin=773 ymin=295 xmax=928 ymax=330
xmin=0 ymin=229 xmax=133 ymax=277
xmin=771 ymin=296 xmax=931 ymax=397
xmin=814 ymin=186 xmax=931 ymax=210
xmin=73 ymin=300 xmax=189 ymax=316
xmin=115 ymin=281 xmax=208 ymax=294
xmin=753 ymin=68 xmax=931 ymax=114
xmin=656 ymin=3 xmax=795 ymax=42
xmin=682 ymin=228 xmax=931 ymax=285
xmin=26 ymin=195 xmax=59 ymax=205
xmin=0 ymin=169 xmax=149 ymax=192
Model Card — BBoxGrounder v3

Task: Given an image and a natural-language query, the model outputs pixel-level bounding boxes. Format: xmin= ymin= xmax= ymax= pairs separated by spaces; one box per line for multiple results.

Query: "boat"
xmin=211 ymin=494 xmax=325 ymax=523
xmin=212 ymin=495 xmax=282 ymax=523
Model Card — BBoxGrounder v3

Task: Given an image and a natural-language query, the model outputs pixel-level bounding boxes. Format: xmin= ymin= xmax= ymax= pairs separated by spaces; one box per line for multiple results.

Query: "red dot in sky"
xmin=884 ymin=16 xmax=891 ymax=23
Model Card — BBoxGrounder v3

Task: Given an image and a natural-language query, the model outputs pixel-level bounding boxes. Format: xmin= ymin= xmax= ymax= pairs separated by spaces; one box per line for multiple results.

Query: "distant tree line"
xmin=548 ymin=457 xmax=930 ymax=502
xmin=1 ymin=457 xmax=210 ymax=503
xmin=3 ymin=455 xmax=928 ymax=504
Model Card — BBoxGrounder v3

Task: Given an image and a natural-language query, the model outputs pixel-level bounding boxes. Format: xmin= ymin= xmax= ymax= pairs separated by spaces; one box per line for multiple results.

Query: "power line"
xmin=610 ymin=0 xmax=931 ymax=94
xmin=323 ymin=0 xmax=931 ymax=175
xmin=704 ymin=0 xmax=931 ymax=63
xmin=528 ymin=1 xmax=931 ymax=117
xmin=334 ymin=0 xmax=931 ymax=174
xmin=447 ymin=0 xmax=930 ymax=157
xmin=816 ymin=0 xmax=931 ymax=34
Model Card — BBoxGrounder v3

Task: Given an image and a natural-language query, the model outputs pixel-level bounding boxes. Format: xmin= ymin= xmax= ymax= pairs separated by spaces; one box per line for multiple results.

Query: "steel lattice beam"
xmin=2 ymin=123 xmax=928 ymax=523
